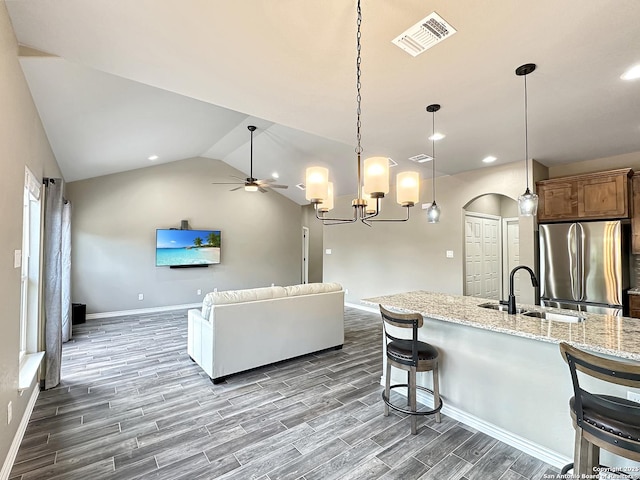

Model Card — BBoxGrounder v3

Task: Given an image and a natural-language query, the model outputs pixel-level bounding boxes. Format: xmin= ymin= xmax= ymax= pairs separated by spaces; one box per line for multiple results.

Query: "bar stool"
xmin=559 ymin=342 xmax=640 ymax=477
xmin=379 ymin=304 xmax=443 ymax=435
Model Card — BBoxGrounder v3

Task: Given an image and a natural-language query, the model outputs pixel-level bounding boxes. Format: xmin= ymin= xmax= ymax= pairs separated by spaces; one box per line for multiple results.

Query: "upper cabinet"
xmin=536 ymin=168 xmax=632 ymax=223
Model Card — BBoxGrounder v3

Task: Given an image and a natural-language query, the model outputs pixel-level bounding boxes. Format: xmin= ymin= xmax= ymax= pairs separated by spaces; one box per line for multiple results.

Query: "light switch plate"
xmin=325 ymin=249 xmax=332 ymax=255
xmin=14 ymin=250 xmax=21 ymax=268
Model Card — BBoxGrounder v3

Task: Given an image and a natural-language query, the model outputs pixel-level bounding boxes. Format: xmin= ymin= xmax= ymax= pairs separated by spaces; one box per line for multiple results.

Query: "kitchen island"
xmin=362 ymin=291 xmax=640 ymax=469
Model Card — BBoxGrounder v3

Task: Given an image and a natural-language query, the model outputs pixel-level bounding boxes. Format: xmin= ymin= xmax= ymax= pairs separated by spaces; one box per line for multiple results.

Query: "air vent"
xmin=388 ymin=158 xmax=398 ymax=167
xmin=392 ymin=12 xmax=456 ymax=57
xmin=295 ymin=183 xmax=306 ymax=190
xmin=409 ymin=154 xmax=433 ymax=163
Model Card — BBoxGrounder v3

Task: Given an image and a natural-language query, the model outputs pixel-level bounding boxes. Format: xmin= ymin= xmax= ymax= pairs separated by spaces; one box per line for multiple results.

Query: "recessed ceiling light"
xmin=148 ymin=155 xmax=159 ymax=161
xmin=428 ymin=133 xmax=445 ymax=141
xmin=272 ymin=172 xmax=279 ymax=179
xmin=482 ymin=156 xmax=497 ymax=163
xmin=621 ymin=65 xmax=640 ymax=81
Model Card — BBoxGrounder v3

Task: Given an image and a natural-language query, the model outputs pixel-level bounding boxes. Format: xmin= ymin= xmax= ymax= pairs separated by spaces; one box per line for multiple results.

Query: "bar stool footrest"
xmin=382 ymin=383 xmax=443 ymax=416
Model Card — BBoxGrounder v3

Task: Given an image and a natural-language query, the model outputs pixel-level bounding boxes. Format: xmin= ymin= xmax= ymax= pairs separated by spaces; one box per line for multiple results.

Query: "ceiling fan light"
xmin=518 ymin=188 xmax=538 ymax=216
xmin=305 ymin=166 xmax=329 ymax=202
xmin=245 ymin=184 xmax=258 ymax=192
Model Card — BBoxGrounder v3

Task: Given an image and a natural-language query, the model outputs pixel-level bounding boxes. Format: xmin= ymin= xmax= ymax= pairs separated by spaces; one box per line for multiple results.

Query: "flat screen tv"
xmin=156 ymin=229 xmax=221 ymax=267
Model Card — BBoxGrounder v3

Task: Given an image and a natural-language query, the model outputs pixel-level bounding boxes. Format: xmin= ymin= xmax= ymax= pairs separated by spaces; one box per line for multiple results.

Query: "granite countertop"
xmin=362 ymin=291 xmax=640 ymax=361
xmin=629 ymin=288 xmax=640 ymax=296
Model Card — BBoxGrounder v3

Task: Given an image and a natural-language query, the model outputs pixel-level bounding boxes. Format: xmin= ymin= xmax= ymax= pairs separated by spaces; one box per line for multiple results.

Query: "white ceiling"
xmin=6 ymin=0 xmax=640 ymax=205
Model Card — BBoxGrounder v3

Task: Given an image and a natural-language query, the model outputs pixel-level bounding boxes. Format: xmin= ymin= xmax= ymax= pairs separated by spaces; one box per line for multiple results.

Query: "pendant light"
xmin=516 ymin=63 xmax=538 ymax=217
xmin=426 ymin=104 xmax=441 ymax=223
xmin=304 ymin=0 xmax=419 ymax=226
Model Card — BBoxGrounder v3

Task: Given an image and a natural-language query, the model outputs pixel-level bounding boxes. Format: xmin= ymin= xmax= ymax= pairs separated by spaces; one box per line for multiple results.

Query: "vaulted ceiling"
xmin=6 ymin=0 xmax=640 ymax=204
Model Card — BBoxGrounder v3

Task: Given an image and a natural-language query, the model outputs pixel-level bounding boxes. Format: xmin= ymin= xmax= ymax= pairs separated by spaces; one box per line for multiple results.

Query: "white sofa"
xmin=187 ymin=283 xmax=344 ymax=383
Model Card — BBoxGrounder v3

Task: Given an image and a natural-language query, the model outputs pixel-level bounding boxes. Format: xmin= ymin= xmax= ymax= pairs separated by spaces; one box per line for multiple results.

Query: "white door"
xmin=503 ymin=218 xmax=521 ymax=300
xmin=465 ymin=216 xmax=483 ymax=297
xmin=465 ymin=213 xmax=501 ymax=300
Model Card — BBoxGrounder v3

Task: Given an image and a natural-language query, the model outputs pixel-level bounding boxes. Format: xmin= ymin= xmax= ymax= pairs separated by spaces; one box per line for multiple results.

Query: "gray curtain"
xmin=61 ymin=201 xmax=72 ymax=342
xmin=43 ymin=178 xmax=71 ymax=389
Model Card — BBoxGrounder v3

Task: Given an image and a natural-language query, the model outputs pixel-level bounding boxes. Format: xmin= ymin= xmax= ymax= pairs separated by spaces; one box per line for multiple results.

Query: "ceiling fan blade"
xmin=229 ymin=186 xmax=243 ymax=191
xmin=212 ymin=182 xmax=244 ymax=185
xmin=229 ymin=175 xmax=247 ymax=181
xmin=258 ymin=178 xmax=276 ymax=183
xmin=258 ymin=187 xmax=268 ymax=193
xmin=268 ymin=184 xmax=289 ymax=189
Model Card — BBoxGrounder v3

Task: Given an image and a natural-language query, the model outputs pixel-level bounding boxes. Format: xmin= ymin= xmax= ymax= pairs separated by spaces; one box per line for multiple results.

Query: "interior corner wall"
xmin=65 ymin=157 xmax=303 ymax=313
xmin=0 ymin=2 xmax=63 ymax=470
xmin=302 ymin=205 xmax=323 ymax=283
xmin=323 ymin=161 xmax=537 ymax=305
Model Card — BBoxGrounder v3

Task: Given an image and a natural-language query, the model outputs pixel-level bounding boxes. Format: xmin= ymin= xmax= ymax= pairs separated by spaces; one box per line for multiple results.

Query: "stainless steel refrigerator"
xmin=538 ymin=221 xmax=629 ymax=316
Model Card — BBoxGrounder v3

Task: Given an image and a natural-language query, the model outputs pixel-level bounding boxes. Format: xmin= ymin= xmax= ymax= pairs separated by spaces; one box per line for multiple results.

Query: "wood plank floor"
xmin=10 ymin=307 xmax=560 ymax=479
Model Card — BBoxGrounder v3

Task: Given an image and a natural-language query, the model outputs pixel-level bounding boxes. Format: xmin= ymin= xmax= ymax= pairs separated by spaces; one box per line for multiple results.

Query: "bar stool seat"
xmin=379 ymin=304 xmax=443 ymax=435
xmin=559 ymin=342 xmax=640 ymax=477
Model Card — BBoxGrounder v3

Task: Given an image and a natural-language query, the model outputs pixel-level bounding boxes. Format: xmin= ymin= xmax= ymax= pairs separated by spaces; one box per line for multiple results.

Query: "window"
xmin=20 ymin=168 xmax=41 ymax=363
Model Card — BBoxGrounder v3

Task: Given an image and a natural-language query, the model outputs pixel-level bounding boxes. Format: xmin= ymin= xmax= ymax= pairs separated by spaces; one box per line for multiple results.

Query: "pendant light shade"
xmin=426 ymin=104 xmax=442 ymax=223
xmin=515 ymin=63 xmax=538 ymax=217
xmin=305 ymin=166 xmax=329 ymax=203
xmin=317 ymin=182 xmax=334 ymax=212
xmin=396 ymin=171 xmax=419 ymax=207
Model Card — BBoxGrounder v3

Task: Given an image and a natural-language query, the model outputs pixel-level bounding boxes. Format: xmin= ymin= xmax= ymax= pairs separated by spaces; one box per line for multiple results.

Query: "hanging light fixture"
xmin=304 ymin=0 xmax=419 ymax=226
xmin=515 ymin=63 xmax=538 ymax=217
xmin=426 ymin=104 xmax=441 ymax=223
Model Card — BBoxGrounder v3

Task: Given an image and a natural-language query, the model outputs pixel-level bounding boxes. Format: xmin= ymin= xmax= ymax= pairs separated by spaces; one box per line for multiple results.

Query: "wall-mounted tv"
xmin=156 ymin=229 xmax=221 ymax=267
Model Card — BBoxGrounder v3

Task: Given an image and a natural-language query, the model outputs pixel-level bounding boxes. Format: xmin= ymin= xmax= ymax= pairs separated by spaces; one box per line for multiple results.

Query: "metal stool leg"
xmin=433 ymin=360 xmax=441 ymax=423
xmin=410 ymin=366 xmax=417 ymax=434
xmin=384 ymin=359 xmax=391 ymax=417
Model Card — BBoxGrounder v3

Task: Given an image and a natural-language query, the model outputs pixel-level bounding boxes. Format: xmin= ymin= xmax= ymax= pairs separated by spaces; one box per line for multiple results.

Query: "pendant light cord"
xmin=249 ymin=128 xmax=253 ymax=180
xmin=432 ymin=109 xmax=436 ymax=202
xmin=524 ymin=73 xmax=529 ymax=191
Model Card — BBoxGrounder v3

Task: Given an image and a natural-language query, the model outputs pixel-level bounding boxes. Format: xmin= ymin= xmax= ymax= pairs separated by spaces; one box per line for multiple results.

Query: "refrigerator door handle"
xmin=576 ymin=222 xmax=585 ymax=302
xmin=568 ymin=223 xmax=580 ymax=302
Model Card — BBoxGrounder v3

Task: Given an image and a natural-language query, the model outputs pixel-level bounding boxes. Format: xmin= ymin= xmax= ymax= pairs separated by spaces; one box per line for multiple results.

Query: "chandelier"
xmin=305 ymin=0 xmax=420 ymax=226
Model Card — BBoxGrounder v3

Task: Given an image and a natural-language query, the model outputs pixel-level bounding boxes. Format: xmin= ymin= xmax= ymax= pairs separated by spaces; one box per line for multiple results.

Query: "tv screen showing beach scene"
xmin=156 ymin=229 xmax=221 ymax=266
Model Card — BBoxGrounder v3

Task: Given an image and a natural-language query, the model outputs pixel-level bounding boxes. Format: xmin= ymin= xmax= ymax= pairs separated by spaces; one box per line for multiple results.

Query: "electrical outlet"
xmin=138 ymin=293 xmax=144 ymax=301
xmin=345 ymin=288 xmax=349 ymax=295
xmin=7 ymin=401 xmax=12 ymax=424
xmin=446 ymin=250 xmax=454 ymax=258
xmin=197 ymin=289 xmax=202 ymax=295
xmin=213 ymin=287 xmax=218 ymax=293
xmin=628 ymin=391 xmax=640 ymax=403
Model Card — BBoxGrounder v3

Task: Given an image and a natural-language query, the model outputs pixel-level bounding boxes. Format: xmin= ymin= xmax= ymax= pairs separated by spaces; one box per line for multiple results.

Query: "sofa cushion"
xmin=201 ymin=286 xmax=287 ymax=320
xmin=285 ymin=282 xmax=343 ymax=296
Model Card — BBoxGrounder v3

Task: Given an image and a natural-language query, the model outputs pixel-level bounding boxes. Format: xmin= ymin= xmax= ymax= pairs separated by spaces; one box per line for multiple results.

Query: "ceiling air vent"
xmin=295 ymin=183 xmax=306 ymax=191
xmin=409 ymin=154 xmax=433 ymax=163
xmin=392 ymin=12 xmax=456 ymax=57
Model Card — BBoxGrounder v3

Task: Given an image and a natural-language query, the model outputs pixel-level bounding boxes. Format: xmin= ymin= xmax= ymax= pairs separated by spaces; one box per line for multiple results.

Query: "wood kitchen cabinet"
xmin=632 ymin=172 xmax=640 ymax=253
xmin=629 ymin=295 xmax=640 ymax=318
xmin=536 ymin=168 xmax=632 ymax=223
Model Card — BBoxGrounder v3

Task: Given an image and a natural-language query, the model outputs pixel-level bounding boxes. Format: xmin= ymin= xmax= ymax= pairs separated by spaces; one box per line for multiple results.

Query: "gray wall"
xmin=302 ymin=205 xmax=323 ymax=283
xmin=0 ymin=2 xmax=63 ymax=467
xmin=323 ymin=161 xmax=540 ymax=305
xmin=65 ymin=157 xmax=303 ymax=313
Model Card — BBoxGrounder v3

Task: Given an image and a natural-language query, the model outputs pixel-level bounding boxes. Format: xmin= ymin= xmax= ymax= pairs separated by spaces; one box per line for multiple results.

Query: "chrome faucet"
xmin=507 ymin=265 xmax=539 ymax=314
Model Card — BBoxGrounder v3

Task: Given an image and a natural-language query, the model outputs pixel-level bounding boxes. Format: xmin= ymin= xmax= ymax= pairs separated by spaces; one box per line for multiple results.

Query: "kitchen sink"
xmin=477 ymin=303 xmax=529 ymax=314
xmin=522 ymin=311 xmax=585 ymax=323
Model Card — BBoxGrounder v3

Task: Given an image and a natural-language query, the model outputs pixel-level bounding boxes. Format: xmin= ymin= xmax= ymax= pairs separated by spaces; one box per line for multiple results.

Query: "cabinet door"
xmin=632 ymin=173 xmax=640 ymax=253
xmin=629 ymin=295 xmax=640 ymax=318
xmin=577 ymin=173 xmax=629 ymax=219
xmin=537 ymin=180 xmax=577 ymax=222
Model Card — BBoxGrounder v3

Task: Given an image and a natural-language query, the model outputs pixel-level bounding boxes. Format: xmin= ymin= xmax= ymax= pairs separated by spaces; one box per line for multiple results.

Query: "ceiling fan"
xmin=212 ymin=125 xmax=288 ymax=193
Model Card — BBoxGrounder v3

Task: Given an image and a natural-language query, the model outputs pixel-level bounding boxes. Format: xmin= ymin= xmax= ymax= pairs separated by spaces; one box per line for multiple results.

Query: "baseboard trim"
xmin=86 ymin=303 xmax=201 ymax=320
xmin=0 ymin=385 xmax=40 ymax=480
xmin=381 ymin=380 xmax=571 ymax=469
